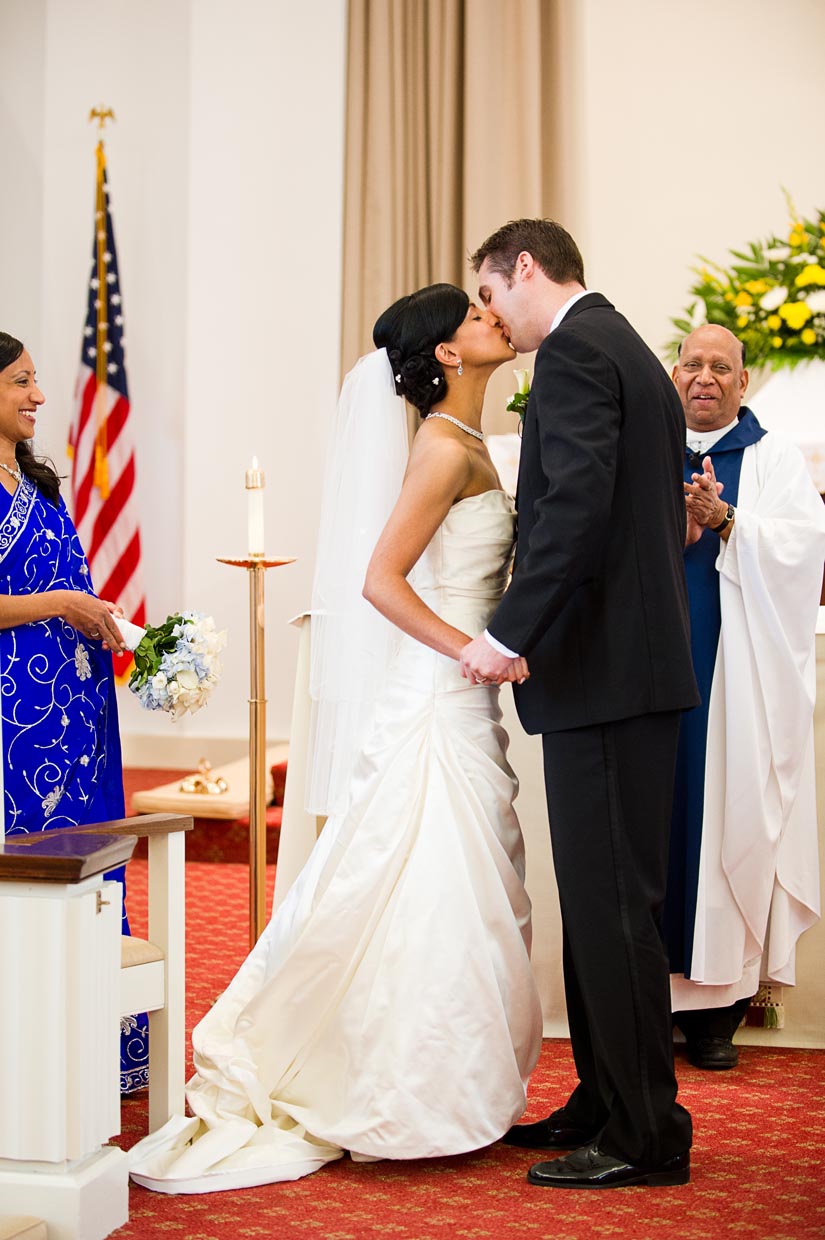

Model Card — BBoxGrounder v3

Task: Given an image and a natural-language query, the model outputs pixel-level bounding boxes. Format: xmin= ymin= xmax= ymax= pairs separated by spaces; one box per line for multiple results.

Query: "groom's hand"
xmin=460 ymin=635 xmax=529 ymax=685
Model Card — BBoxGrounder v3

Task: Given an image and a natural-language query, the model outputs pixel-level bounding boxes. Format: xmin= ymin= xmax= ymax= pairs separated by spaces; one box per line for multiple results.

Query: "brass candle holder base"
xmin=217 ymin=555 xmax=296 ymax=946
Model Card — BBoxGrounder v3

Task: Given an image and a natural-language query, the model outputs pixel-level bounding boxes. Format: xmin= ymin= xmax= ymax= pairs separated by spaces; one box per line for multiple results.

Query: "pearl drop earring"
xmin=457 ymin=362 xmax=463 ymax=376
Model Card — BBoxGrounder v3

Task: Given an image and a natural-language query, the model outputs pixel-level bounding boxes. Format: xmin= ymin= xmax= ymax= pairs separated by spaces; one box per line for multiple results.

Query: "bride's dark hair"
xmin=0 ymin=331 xmax=61 ymax=505
xmin=373 ymin=283 xmax=469 ymax=418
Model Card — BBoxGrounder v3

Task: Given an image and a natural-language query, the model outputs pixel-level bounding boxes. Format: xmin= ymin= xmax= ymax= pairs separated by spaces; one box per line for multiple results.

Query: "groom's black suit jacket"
xmin=488 ymin=293 xmax=699 ymax=733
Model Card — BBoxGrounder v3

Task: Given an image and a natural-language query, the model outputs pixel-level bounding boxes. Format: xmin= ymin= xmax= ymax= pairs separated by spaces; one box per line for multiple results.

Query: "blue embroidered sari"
xmin=0 ymin=476 xmax=149 ymax=1092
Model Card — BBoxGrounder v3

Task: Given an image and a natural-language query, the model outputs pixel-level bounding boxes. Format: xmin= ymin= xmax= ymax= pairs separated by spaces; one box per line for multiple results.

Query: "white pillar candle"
xmin=245 ymin=456 xmax=265 ymax=557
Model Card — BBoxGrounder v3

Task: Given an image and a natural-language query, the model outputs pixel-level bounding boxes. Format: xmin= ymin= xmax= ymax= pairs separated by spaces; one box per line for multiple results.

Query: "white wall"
xmin=0 ymin=0 xmax=46 ymax=346
xmin=559 ymin=0 xmax=825 ymax=361
xmin=0 ymin=0 xmax=347 ymax=765
xmin=174 ymin=0 xmax=347 ymax=757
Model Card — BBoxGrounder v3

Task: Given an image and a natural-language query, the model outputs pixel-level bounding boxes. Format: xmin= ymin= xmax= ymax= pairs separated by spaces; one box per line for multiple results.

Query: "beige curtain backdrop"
xmin=342 ymin=0 xmax=565 ymax=429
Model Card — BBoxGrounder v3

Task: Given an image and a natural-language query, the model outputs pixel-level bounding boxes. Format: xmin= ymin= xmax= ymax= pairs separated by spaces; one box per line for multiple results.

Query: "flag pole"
xmin=69 ymin=105 xmax=146 ymax=684
xmin=89 ymin=107 xmax=115 ymax=500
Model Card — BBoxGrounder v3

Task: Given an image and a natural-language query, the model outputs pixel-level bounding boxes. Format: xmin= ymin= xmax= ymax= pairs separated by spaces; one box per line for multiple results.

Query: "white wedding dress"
xmin=129 ymin=489 xmax=543 ymax=1193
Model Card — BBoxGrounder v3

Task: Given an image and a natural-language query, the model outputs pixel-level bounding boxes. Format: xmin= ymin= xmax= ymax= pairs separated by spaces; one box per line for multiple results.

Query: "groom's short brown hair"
xmin=470 ymin=218 xmax=585 ymax=287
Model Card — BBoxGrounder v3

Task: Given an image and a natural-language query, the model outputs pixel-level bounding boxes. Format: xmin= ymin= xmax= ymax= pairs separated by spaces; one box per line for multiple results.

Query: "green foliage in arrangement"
xmin=669 ymin=198 xmax=825 ymax=370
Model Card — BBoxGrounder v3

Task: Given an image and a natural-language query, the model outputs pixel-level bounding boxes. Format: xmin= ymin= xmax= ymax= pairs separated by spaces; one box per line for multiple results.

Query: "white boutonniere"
xmin=506 ymin=368 xmax=531 ymax=422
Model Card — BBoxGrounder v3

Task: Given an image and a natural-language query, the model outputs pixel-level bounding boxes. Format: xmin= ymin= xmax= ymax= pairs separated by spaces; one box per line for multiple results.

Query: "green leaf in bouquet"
xmin=128 ymin=613 xmax=187 ymax=689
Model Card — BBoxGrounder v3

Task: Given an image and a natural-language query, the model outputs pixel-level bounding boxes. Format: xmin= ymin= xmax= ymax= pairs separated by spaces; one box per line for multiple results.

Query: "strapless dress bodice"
xmin=391 ymin=489 xmax=516 ymax=695
xmin=409 ymin=488 xmax=515 ymax=602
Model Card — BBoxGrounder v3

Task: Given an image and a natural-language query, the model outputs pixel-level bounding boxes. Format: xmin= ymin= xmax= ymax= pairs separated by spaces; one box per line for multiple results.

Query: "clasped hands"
xmin=459 ymin=634 xmax=529 ymax=686
xmin=685 ymin=454 xmax=726 ymax=547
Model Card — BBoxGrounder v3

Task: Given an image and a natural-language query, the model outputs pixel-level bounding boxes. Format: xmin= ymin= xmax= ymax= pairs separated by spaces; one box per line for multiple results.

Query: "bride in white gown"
xmin=129 ymin=283 xmax=543 ymax=1194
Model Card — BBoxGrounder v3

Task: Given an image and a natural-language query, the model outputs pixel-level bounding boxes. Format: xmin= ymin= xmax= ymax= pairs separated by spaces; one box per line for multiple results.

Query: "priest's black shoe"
xmin=502 ymin=1109 xmax=597 ymax=1150
xmin=527 ymin=1143 xmax=690 ymax=1189
xmin=686 ymin=1036 xmax=738 ymax=1070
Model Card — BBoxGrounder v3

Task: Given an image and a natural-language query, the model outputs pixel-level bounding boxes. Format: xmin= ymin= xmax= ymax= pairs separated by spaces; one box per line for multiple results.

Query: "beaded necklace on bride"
xmin=425 ymin=412 xmax=483 ymax=441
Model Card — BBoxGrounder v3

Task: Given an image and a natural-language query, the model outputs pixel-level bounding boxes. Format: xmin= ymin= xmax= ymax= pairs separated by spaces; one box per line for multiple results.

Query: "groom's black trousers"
xmin=542 ymin=710 xmax=692 ymax=1166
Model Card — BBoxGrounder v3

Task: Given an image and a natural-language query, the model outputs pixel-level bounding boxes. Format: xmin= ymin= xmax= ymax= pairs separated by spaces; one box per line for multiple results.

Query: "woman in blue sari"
xmin=0 ymin=330 xmax=148 ymax=1092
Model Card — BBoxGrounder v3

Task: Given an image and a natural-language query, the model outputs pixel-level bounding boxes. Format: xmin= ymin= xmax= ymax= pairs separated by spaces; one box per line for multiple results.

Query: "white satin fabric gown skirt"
xmin=129 ymin=491 xmax=543 ymax=1193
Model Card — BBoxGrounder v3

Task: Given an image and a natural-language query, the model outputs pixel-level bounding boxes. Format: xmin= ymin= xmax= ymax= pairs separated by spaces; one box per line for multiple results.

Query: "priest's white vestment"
xmin=671 ymin=431 xmax=825 ymax=1010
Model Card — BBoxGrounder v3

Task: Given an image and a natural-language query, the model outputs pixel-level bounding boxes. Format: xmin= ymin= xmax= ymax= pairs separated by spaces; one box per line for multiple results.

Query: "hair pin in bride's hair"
xmin=395 ymin=374 xmax=402 ymax=382
xmin=432 ymin=376 xmax=440 ymax=385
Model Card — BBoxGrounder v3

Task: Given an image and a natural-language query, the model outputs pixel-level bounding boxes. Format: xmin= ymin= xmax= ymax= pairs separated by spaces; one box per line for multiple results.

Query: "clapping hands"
xmin=684 ymin=455 xmax=725 ymax=547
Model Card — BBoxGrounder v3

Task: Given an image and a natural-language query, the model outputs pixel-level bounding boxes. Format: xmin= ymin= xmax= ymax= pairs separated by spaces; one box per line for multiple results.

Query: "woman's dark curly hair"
xmin=373 ymin=283 xmax=469 ymax=419
xmin=0 ymin=332 xmax=61 ymax=505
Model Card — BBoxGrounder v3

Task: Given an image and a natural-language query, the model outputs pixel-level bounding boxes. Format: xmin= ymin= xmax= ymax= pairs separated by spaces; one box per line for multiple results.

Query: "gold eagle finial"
xmin=89 ymin=106 xmax=115 ymax=133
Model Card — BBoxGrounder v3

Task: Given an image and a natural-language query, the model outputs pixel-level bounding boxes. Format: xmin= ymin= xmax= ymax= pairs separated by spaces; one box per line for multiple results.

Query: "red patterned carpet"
xmin=114 ymin=855 xmax=825 ymax=1240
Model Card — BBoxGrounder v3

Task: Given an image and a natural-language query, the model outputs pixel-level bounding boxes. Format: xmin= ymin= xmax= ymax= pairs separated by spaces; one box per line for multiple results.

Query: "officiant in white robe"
xmin=666 ymin=325 xmax=825 ymax=1069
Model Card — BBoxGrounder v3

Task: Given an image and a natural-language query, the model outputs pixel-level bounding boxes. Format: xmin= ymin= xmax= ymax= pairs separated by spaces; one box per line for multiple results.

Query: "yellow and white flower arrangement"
xmin=669 ymin=198 xmax=825 ymax=369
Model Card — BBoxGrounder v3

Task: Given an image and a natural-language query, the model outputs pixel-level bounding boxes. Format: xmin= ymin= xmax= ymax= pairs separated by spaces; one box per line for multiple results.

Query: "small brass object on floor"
xmin=179 ymin=759 xmax=229 ymax=796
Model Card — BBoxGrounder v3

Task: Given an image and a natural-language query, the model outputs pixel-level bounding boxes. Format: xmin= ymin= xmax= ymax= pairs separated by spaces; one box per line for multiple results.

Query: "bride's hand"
xmin=503 ymin=657 xmax=530 ymax=684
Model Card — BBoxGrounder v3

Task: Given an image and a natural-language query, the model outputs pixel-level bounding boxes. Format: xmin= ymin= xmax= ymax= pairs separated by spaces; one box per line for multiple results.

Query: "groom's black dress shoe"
xmin=527 ymin=1143 xmax=690 ymax=1189
xmin=502 ymin=1110 xmax=597 ymax=1150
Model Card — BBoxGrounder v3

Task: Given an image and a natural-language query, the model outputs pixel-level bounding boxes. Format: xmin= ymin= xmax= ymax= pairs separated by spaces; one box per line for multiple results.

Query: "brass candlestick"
xmin=217 ymin=555 xmax=295 ymax=946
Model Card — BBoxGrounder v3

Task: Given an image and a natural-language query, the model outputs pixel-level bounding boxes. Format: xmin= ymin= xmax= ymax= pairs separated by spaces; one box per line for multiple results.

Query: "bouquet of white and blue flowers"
xmin=117 ymin=612 xmax=226 ymax=720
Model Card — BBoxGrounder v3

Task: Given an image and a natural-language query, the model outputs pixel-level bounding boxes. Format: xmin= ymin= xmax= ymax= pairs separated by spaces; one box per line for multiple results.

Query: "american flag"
xmin=68 ymin=137 xmax=145 ymax=680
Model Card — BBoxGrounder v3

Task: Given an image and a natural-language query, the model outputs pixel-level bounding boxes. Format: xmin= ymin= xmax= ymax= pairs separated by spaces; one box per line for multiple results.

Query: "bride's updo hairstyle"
xmin=373 ymin=283 xmax=469 ymax=419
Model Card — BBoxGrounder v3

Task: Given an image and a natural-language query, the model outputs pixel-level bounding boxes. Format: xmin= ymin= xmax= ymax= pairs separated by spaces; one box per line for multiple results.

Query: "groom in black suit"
xmin=461 ymin=219 xmax=699 ymax=1189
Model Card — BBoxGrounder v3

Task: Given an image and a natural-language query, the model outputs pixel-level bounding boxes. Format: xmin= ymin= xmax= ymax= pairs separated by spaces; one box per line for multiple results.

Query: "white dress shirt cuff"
xmin=483 ymin=630 xmax=521 ymax=659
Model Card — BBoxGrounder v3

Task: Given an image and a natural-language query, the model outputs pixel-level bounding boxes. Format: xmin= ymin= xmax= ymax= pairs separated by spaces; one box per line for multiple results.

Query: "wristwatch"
xmin=711 ymin=504 xmax=735 ymax=534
